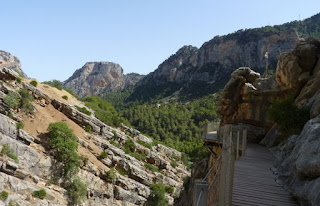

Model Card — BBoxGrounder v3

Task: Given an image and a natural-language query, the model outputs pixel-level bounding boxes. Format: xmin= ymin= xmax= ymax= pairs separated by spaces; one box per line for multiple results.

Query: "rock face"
xmin=0 ymin=50 xmax=26 ymax=77
xmin=0 ymin=63 xmax=189 ymax=205
xmin=64 ymin=62 xmax=144 ymax=98
xmin=218 ymin=38 xmax=320 ymax=205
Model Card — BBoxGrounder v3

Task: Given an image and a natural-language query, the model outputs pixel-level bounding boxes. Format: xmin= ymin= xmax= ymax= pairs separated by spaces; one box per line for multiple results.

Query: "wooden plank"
xmin=232 ymin=143 xmax=297 ymax=206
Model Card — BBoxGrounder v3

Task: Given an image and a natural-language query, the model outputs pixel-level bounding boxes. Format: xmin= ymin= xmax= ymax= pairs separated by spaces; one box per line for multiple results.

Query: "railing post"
xmin=218 ymin=126 xmax=235 ymax=206
xmin=242 ymin=130 xmax=245 ymax=156
xmin=243 ymin=130 xmax=247 ymax=155
xmin=236 ymin=131 xmax=240 ymax=160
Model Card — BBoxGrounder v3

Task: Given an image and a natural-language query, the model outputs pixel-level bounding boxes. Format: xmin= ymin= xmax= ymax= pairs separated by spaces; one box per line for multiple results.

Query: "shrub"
xmin=112 ymin=130 xmax=118 ymax=139
xmin=109 ymin=140 xmax=120 ymax=148
xmin=1 ymin=144 xmax=19 ymax=163
xmin=117 ymin=167 xmax=127 ymax=176
xmin=165 ymin=185 xmax=174 ymax=194
xmin=85 ymin=125 xmax=92 ymax=133
xmin=104 ymin=168 xmax=116 ymax=182
xmin=146 ymin=183 xmax=168 ymax=206
xmin=14 ymin=69 xmax=22 ymax=77
xmin=4 ymin=91 xmax=20 ymax=109
xmin=16 ymin=77 xmax=22 ymax=84
xmin=80 ymin=155 xmax=89 ymax=167
xmin=42 ymin=80 xmax=63 ymax=90
xmin=65 ymin=89 xmax=78 ymax=99
xmin=144 ymin=163 xmax=159 ymax=173
xmin=268 ymin=94 xmax=310 ymax=137
xmin=170 ymin=160 xmax=178 ymax=168
xmin=30 ymin=80 xmax=38 ymax=87
xmin=18 ymin=88 xmax=34 ymax=113
xmin=67 ymin=177 xmax=87 ymax=205
xmin=123 ymin=139 xmax=135 ymax=153
xmin=62 ymin=95 xmax=68 ymax=100
xmin=0 ymin=190 xmax=9 ymax=201
xmin=137 ymin=140 xmax=153 ymax=150
xmin=48 ymin=122 xmax=79 ymax=177
xmin=99 ymin=151 xmax=108 ymax=159
xmin=16 ymin=122 xmax=24 ymax=129
xmin=75 ymin=105 xmax=92 ymax=116
xmin=46 ymin=179 xmax=54 ymax=186
xmin=33 ymin=189 xmax=46 ymax=199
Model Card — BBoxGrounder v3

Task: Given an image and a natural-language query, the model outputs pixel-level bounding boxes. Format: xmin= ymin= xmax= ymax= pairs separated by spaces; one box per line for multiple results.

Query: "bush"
xmin=144 ymin=163 xmax=159 ymax=173
xmin=104 ymin=168 xmax=116 ymax=182
xmin=33 ymin=189 xmax=46 ymax=199
xmin=268 ymin=94 xmax=310 ymax=136
xmin=43 ymin=80 xmax=63 ymax=90
xmin=65 ymin=89 xmax=78 ymax=99
xmin=16 ymin=77 xmax=21 ymax=84
xmin=109 ymin=140 xmax=120 ymax=148
xmin=137 ymin=140 xmax=153 ymax=150
xmin=170 ymin=160 xmax=178 ymax=168
xmin=18 ymin=88 xmax=34 ymax=113
xmin=62 ymin=95 xmax=68 ymax=100
xmin=85 ymin=125 xmax=92 ymax=133
xmin=117 ymin=167 xmax=127 ymax=176
xmin=46 ymin=179 xmax=54 ymax=186
xmin=48 ymin=122 xmax=79 ymax=177
xmin=99 ymin=151 xmax=108 ymax=159
xmin=0 ymin=190 xmax=8 ymax=201
xmin=80 ymin=155 xmax=89 ymax=167
xmin=30 ymin=80 xmax=38 ymax=87
xmin=1 ymin=144 xmax=19 ymax=163
xmin=123 ymin=139 xmax=135 ymax=153
xmin=67 ymin=177 xmax=87 ymax=205
xmin=146 ymin=184 xmax=168 ymax=206
xmin=165 ymin=185 xmax=174 ymax=194
xmin=75 ymin=105 xmax=92 ymax=116
xmin=112 ymin=130 xmax=118 ymax=139
xmin=16 ymin=122 xmax=24 ymax=129
xmin=4 ymin=91 xmax=20 ymax=109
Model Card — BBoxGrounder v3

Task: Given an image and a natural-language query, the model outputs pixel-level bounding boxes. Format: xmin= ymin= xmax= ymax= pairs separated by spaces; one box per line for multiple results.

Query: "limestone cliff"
xmin=128 ymin=13 xmax=320 ymax=102
xmin=63 ymin=62 xmax=144 ymax=98
xmin=0 ymin=65 xmax=188 ymax=205
xmin=217 ymin=37 xmax=320 ymax=205
xmin=0 ymin=50 xmax=26 ymax=77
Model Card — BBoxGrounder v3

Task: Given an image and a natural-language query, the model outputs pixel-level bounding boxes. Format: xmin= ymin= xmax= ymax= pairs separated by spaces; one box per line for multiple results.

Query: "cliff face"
xmin=0 ymin=50 xmax=26 ymax=77
xmin=217 ymin=38 xmax=320 ymax=205
xmin=128 ymin=13 xmax=320 ymax=102
xmin=0 ymin=65 xmax=188 ymax=205
xmin=63 ymin=62 xmax=144 ymax=98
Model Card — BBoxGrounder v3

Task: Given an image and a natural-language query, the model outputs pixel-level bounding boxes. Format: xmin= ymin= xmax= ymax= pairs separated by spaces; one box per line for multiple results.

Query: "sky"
xmin=0 ymin=0 xmax=319 ymax=82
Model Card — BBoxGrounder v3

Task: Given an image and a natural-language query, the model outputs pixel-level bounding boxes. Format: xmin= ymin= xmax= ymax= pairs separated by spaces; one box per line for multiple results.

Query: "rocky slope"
xmin=217 ymin=37 xmax=320 ymax=205
xmin=63 ymin=62 xmax=144 ymax=98
xmin=0 ymin=50 xmax=26 ymax=77
xmin=127 ymin=13 xmax=320 ymax=102
xmin=0 ymin=65 xmax=189 ymax=205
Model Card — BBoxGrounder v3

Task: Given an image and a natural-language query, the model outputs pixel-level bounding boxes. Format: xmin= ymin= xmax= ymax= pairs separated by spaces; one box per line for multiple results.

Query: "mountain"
xmin=127 ymin=13 xmax=320 ymax=102
xmin=0 ymin=50 xmax=27 ymax=77
xmin=63 ymin=62 xmax=144 ymax=98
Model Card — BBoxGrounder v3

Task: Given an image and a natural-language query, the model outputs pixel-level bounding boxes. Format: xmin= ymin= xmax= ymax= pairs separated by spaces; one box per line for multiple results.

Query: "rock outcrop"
xmin=0 ymin=64 xmax=189 ymax=205
xmin=0 ymin=50 xmax=26 ymax=77
xmin=218 ymin=37 xmax=320 ymax=205
xmin=63 ymin=62 xmax=144 ymax=98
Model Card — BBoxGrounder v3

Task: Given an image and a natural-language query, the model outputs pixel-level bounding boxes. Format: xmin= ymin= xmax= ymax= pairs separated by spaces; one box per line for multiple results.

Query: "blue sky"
xmin=1 ymin=0 xmax=319 ymax=81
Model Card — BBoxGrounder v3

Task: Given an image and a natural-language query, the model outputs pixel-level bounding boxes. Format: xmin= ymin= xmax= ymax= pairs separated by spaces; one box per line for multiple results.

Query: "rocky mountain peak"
xmin=64 ymin=62 xmax=144 ymax=98
xmin=0 ymin=50 xmax=26 ymax=77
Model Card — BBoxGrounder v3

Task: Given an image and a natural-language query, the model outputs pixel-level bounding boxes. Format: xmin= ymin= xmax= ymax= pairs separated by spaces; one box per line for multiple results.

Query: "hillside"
xmin=127 ymin=12 xmax=320 ymax=102
xmin=0 ymin=65 xmax=189 ymax=205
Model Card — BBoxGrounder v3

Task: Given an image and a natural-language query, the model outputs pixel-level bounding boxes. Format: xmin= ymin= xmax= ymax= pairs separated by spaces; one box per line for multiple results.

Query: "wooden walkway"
xmin=232 ymin=143 xmax=297 ymax=206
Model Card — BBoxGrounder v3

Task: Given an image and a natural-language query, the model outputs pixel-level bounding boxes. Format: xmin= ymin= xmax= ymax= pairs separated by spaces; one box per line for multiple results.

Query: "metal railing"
xmin=194 ymin=125 xmax=248 ymax=206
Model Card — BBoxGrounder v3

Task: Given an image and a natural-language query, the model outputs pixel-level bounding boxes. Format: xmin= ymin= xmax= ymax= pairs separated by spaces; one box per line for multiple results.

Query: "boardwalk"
xmin=232 ymin=143 xmax=297 ymax=206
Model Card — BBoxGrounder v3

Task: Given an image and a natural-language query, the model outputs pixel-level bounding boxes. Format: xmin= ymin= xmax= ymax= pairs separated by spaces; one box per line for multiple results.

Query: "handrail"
xmin=202 ymin=156 xmax=222 ymax=181
xmin=209 ymin=160 xmax=222 ymax=189
xmin=196 ymin=189 xmax=203 ymax=206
